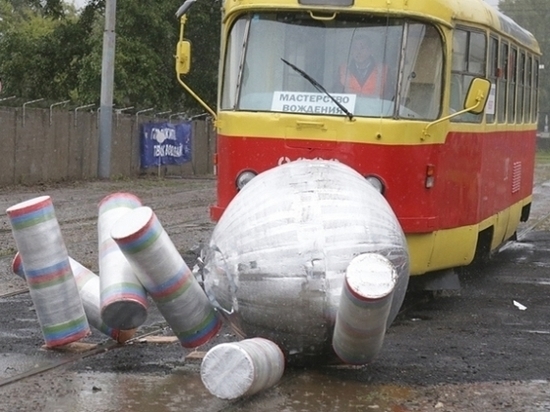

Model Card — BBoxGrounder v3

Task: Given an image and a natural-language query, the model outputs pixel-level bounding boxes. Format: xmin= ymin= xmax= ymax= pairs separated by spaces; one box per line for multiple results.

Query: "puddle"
xmin=40 ymin=370 xmax=225 ymax=412
xmin=271 ymin=369 xmax=413 ymax=411
xmin=1 ymin=364 xmax=550 ymax=411
xmin=2 ymin=366 xmax=416 ymax=412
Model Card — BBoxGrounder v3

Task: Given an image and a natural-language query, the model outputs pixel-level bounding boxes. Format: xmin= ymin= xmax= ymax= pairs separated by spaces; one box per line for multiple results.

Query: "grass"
xmin=535 ymin=151 xmax=550 ymax=184
xmin=536 ymin=150 xmax=550 ymax=165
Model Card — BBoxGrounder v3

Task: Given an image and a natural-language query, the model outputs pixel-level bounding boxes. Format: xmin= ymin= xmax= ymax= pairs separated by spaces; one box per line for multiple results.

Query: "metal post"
xmin=115 ymin=106 xmax=134 ymax=127
xmin=49 ymin=100 xmax=70 ymax=126
xmin=154 ymin=110 xmax=172 ymax=118
xmin=74 ymin=104 xmax=95 ymax=128
xmin=0 ymin=95 xmax=16 ymax=103
xmin=98 ymin=0 xmax=117 ymax=179
xmin=22 ymin=98 xmax=44 ymax=127
xmin=136 ymin=108 xmax=154 ymax=126
xmin=169 ymin=111 xmax=187 ymax=123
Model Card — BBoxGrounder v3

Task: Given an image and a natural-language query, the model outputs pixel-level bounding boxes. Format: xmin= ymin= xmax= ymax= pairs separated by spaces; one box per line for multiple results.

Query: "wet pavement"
xmin=1 ymin=168 xmax=550 ymax=411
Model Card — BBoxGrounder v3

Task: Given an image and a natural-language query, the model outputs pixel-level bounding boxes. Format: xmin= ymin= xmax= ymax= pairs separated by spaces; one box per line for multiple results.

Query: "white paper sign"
xmin=486 ymin=83 xmax=496 ymax=115
xmin=271 ymin=92 xmax=356 ymax=115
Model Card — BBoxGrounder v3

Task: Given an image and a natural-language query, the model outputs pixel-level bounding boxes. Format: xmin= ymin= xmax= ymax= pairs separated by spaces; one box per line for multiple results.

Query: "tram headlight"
xmin=236 ymin=170 xmax=257 ymax=190
xmin=365 ymin=175 xmax=385 ymax=194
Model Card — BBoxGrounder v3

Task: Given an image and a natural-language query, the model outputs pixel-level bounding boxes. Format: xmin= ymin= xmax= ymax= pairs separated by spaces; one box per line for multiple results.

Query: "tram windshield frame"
xmin=221 ymin=12 xmax=444 ymax=120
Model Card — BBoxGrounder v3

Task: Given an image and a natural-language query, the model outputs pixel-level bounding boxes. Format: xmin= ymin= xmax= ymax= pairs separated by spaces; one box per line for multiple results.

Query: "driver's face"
xmin=351 ymin=39 xmax=370 ymax=63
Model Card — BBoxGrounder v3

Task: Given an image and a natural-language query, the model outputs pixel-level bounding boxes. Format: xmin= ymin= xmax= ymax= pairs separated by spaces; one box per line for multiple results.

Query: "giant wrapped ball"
xmin=203 ymin=160 xmax=409 ymax=359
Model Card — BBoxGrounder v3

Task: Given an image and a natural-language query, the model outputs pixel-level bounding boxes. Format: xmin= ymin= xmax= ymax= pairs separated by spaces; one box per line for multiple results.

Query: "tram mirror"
xmin=464 ymin=78 xmax=491 ymax=115
xmin=176 ymin=40 xmax=191 ymax=75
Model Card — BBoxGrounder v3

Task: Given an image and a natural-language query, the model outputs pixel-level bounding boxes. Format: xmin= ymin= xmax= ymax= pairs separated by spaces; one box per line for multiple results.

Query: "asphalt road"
xmin=0 ymin=168 xmax=549 ymax=412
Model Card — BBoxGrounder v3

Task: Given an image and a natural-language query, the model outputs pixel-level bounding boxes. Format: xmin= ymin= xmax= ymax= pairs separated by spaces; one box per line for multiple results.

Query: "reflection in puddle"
xmin=270 ymin=369 xmax=412 ymax=411
xmin=43 ymin=369 xmax=225 ymax=412
xmin=39 ymin=368 xmax=415 ymax=412
xmin=4 ymin=366 xmax=550 ymax=412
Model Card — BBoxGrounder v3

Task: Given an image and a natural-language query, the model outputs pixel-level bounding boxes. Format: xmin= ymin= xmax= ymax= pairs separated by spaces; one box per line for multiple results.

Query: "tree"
xmin=499 ymin=0 xmax=550 ymax=116
xmin=182 ymin=0 xmax=221 ymax=111
xmin=0 ymin=0 xmax=90 ymax=101
xmin=0 ymin=0 xmax=221 ymax=111
xmin=0 ymin=9 xmax=61 ymax=98
xmin=111 ymin=0 xmax=220 ymax=111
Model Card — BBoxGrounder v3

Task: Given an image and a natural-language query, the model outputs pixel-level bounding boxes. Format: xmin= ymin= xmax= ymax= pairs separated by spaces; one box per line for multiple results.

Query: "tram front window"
xmin=221 ymin=13 xmax=443 ymax=120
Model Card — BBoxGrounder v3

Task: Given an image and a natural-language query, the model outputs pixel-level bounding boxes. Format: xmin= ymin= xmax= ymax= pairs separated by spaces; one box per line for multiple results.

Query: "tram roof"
xmin=223 ymin=0 xmax=540 ymax=52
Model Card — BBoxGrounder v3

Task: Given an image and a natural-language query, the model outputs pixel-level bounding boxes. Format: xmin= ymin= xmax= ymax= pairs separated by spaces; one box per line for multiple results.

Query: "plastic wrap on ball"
xmin=203 ymin=160 xmax=409 ymax=358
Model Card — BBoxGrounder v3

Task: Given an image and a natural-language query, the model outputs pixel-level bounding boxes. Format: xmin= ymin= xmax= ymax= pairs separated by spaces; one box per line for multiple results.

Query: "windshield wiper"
xmin=281 ymin=58 xmax=354 ymax=121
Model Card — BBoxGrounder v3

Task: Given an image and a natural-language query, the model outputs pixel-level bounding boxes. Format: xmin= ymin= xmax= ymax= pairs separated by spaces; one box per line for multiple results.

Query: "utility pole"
xmin=98 ymin=0 xmax=117 ymax=179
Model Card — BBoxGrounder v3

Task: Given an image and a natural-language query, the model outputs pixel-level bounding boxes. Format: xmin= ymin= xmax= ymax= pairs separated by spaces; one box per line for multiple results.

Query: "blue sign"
xmin=140 ymin=122 xmax=192 ymax=168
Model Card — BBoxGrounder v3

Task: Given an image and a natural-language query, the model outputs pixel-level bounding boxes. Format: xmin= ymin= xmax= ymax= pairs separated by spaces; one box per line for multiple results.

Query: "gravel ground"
xmin=0 ymin=176 xmax=217 ymax=294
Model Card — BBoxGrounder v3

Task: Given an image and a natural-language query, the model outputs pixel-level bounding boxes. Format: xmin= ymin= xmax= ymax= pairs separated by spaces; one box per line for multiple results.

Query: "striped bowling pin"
xmin=111 ymin=206 xmax=221 ymax=348
xmin=12 ymin=253 xmax=135 ymax=343
xmin=98 ymin=193 xmax=148 ymax=330
xmin=201 ymin=338 xmax=285 ymax=399
xmin=332 ymin=253 xmax=396 ymax=365
xmin=6 ymin=196 xmax=89 ymax=347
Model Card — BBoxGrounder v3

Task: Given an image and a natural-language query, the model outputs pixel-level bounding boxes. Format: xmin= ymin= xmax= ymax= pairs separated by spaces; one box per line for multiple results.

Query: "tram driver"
xmin=338 ymin=35 xmax=389 ymax=98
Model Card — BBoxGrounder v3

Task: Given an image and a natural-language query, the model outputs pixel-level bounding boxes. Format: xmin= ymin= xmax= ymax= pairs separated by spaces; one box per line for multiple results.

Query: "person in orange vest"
xmin=339 ymin=36 xmax=387 ymax=97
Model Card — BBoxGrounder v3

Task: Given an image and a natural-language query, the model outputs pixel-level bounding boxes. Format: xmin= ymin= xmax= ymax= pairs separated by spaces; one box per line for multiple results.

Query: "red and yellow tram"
xmin=175 ymin=0 xmax=540 ymax=278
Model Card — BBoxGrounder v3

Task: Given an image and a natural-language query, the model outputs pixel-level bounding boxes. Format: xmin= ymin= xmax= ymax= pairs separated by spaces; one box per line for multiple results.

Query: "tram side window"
xmin=450 ymin=29 xmax=486 ymax=123
xmin=517 ymin=51 xmax=525 ymax=123
xmin=508 ymin=47 xmax=517 ymax=123
xmin=533 ymin=58 xmax=540 ymax=123
xmin=221 ymin=19 xmax=248 ymax=110
xmin=497 ymin=42 xmax=508 ymax=123
xmin=399 ymin=24 xmax=443 ymax=120
xmin=525 ymin=55 xmax=533 ymax=122
xmin=486 ymin=36 xmax=499 ymax=123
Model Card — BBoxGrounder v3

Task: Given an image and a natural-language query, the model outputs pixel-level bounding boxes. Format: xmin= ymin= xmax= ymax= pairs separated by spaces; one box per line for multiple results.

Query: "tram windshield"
xmin=221 ymin=13 xmax=444 ymax=120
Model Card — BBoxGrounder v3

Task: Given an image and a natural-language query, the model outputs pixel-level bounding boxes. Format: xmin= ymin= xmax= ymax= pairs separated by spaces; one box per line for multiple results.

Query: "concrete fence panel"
xmin=0 ymin=108 xmax=17 ymax=186
xmin=0 ymin=107 xmax=214 ymax=188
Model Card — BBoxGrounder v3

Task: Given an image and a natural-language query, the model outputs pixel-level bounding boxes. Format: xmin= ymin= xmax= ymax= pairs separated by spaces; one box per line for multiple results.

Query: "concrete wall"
xmin=0 ymin=107 xmax=215 ymax=187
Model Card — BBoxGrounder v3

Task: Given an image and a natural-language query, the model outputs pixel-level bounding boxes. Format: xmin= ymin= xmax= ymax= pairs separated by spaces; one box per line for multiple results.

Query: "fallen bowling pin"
xmin=6 ymin=196 xmax=89 ymax=347
xmin=332 ymin=253 xmax=396 ymax=364
xmin=111 ymin=206 xmax=222 ymax=348
xmin=12 ymin=253 xmax=135 ymax=344
xmin=201 ymin=337 xmax=285 ymax=399
xmin=98 ymin=193 xmax=148 ymax=330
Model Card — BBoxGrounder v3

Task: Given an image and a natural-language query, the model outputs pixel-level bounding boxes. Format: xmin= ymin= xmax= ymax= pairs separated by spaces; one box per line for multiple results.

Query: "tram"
xmin=175 ymin=0 xmax=541 ymax=280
